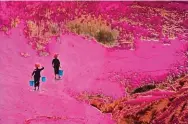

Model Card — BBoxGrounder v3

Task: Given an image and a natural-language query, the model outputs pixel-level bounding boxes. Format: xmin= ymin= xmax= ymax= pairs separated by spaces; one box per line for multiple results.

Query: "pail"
xmin=29 ymin=80 xmax=34 ymax=86
xmin=59 ymin=70 xmax=64 ymax=76
xmin=42 ymin=77 xmax=46 ymax=82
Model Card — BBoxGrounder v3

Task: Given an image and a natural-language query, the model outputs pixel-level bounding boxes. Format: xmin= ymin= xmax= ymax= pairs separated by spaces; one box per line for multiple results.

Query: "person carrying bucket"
xmin=52 ymin=53 xmax=61 ymax=79
xmin=31 ymin=63 xmax=44 ymax=91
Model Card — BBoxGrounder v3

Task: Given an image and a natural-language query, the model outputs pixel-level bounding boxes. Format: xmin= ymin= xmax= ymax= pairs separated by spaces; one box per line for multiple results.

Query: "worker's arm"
xmin=58 ymin=59 xmax=61 ymax=68
xmin=52 ymin=59 xmax=54 ymax=67
xmin=40 ymin=67 xmax=44 ymax=71
xmin=32 ymin=70 xmax=35 ymax=76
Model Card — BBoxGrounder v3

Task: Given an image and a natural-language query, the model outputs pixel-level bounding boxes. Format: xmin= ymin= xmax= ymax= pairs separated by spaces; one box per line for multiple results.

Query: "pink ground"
xmin=0 ymin=24 xmax=186 ymax=123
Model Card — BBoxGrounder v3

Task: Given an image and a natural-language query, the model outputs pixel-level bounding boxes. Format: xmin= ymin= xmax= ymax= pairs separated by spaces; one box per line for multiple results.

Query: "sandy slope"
xmin=0 ymin=27 xmax=115 ymax=124
xmin=0 ymin=25 xmax=185 ymax=123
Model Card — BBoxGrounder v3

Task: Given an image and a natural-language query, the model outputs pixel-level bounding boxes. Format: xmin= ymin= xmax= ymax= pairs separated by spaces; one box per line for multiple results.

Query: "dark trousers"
xmin=54 ymin=66 xmax=59 ymax=75
xmin=34 ymin=77 xmax=40 ymax=88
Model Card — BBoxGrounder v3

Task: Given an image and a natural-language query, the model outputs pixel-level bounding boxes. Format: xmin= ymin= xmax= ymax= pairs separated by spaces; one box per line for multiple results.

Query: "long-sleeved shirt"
xmin=52 ymin=58 xmax=60 ymax=68
xmin=32 ymin=67 xmax=44 ymax=78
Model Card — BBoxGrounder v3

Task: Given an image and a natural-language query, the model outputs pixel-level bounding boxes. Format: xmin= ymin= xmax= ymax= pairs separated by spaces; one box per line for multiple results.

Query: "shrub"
xmin=66 ymin=14 xmax=119 ymax=46
xmin=95 ymin=30 xmax=115 ymax=45
xmin=132 ymin=84 xmax=156 ymax=94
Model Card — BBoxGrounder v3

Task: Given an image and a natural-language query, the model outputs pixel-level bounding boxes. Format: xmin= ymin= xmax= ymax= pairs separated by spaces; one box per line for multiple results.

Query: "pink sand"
xmin=0 ymin=23 xmax=186 ymax=123
xmin=125 ymin=90 xmax=175 ymax=105
xmin=140 ymin=89 xmax=175 ymax=96
xmin=125 ymin=95 xmax=166 ymax=105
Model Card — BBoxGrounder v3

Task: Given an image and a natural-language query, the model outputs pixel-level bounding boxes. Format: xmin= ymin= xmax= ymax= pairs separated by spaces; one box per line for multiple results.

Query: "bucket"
xmin=29 ymin=80 xmax=34 ymax=86
xmin=42 ymin=77 xmax=46 ymax=82
xmin=59 ymin=70 xmax=64 ymax=76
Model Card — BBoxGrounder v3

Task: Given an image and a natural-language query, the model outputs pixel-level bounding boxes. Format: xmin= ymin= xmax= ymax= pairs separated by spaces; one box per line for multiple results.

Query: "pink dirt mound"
xmin=0 ymin=27 xmax=115 ymax=124
xmin=0 ymin=23 xmax=186 ymax=124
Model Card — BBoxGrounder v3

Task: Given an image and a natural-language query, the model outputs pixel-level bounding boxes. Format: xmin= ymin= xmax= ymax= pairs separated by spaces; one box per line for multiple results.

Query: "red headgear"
xmin=35 ymin=63 xmax=40 ymax=68
xmin=54 ymin=53 xmax=59 ymax=58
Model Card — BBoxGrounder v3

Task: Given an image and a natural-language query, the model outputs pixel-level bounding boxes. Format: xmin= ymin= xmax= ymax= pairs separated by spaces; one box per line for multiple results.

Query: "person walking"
xmin=52 ymin=53 xmax=61 ymax=79
xmin=32 ymin=63 xmax=44 ymax=91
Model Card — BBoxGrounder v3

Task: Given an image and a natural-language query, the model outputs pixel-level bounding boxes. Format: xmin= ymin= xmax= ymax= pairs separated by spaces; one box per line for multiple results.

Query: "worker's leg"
xmin=54 ymin=67 xmax=59 ymax=79
xmin=34 ymin=79 xmax=37 ymax=91
xmin=37 ymin=78 xmax=40 ymax=90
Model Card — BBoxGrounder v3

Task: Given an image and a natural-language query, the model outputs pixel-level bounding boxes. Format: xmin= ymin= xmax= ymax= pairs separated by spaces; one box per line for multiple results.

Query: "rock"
xmin=20 ymin=52 xmax=30 ymax=58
